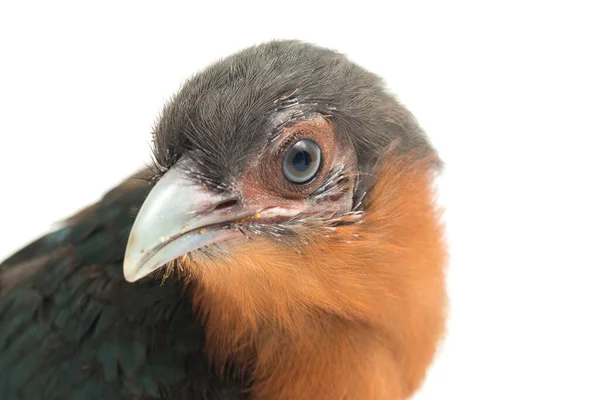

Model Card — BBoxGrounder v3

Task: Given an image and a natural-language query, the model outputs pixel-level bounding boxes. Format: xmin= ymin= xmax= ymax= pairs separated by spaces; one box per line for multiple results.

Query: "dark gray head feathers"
xmin=151 ymin=40 xmax=435 ymax=196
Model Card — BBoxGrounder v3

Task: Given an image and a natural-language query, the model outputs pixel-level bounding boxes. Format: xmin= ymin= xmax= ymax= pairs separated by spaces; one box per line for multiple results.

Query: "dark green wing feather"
xmin=0 ymin=176 xmax=245 ymax=400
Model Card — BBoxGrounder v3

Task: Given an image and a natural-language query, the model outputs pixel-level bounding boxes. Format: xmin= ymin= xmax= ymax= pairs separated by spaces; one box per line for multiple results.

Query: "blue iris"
xmin=282 ymin=140 xmax=322 ymax=183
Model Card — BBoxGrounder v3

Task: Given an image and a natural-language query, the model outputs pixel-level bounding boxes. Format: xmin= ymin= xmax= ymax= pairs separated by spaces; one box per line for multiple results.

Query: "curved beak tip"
xmin=121 ymin=162 xmax=252 ymax=284
xmin=123 ymin=271 xmax=137 ymax=283
xmin=123 ymin=251 xmax=144 ymax=283
xmin=123 ymin=263 xmax=139 ymax=283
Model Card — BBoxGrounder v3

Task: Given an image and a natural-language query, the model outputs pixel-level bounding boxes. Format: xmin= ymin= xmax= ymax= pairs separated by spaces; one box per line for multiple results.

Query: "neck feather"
xmin=187 ymin=155 xmax=446 ymax=399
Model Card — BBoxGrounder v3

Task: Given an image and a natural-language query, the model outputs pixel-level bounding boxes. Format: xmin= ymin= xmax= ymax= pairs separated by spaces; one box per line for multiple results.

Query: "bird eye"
xmin=282 ymin=139 xmax=322 ymax=184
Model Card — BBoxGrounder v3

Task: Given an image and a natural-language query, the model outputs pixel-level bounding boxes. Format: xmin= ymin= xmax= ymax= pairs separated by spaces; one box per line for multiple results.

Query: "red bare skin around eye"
xmin=236 ymin=115 xmax=357 ymax=219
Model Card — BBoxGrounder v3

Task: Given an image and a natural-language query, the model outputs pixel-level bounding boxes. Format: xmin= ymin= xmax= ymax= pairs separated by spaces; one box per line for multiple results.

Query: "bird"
xmin=0 ymin=40 xmax=446 ymax=400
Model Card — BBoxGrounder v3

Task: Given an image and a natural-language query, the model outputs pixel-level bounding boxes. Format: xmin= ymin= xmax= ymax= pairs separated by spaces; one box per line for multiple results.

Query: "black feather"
xmin=1 ymin=40 xmax=436 ymax=399
xmin=0 ymin=177 xmax=246 ymax=399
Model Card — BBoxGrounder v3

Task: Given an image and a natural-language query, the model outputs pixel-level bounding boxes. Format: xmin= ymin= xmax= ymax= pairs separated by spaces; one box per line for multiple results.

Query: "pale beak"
xmin=123 ymin=161 xmax=251 ymax=282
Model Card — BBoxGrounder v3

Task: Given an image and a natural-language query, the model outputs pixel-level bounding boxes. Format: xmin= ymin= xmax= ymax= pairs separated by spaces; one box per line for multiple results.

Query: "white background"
xmin=1 ymin=1 xmax=599 ymax=399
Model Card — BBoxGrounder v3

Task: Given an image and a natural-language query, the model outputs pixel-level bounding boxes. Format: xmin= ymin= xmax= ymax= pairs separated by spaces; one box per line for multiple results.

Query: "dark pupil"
xmin=282 ymin=139 xmax=321 ymax=184
xmin=292 ymin=150 xmax=312 ymax=172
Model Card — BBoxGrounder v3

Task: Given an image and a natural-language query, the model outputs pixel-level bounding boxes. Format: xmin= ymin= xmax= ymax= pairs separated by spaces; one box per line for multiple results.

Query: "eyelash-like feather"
xmin=311 ymin=164 xmax=349 ymax=203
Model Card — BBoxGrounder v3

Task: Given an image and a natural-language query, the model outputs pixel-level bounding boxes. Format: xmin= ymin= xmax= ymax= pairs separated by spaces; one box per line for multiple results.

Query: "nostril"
xmin=214 ymin=199 xmax=239 ymax=211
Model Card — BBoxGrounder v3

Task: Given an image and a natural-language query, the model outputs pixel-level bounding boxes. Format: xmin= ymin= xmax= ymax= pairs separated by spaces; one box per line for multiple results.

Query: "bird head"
xmin=123 ymin=40 xmax=445 ymax=398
